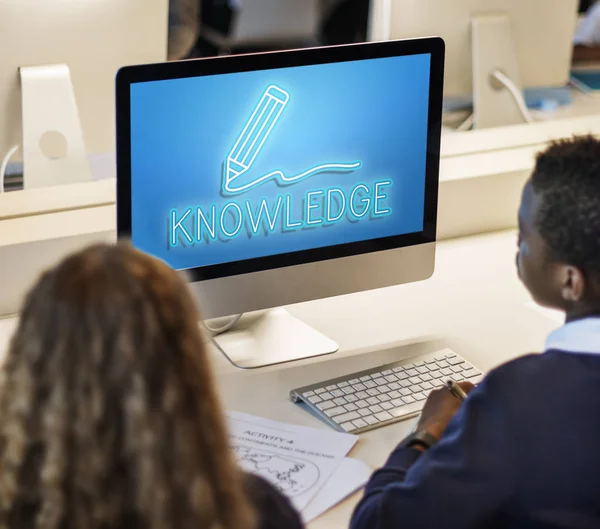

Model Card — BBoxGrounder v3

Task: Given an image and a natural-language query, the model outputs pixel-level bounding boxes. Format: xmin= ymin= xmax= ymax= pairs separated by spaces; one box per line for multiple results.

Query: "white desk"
xmin=0 ymin=229 xmax=563 ymax=528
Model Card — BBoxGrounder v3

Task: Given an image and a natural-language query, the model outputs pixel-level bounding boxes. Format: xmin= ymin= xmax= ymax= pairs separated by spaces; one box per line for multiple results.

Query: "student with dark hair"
xmin=0 ymin=244 xmax=303 ymax=529
xmin=350 ymin=135 xmax=600 ymax=529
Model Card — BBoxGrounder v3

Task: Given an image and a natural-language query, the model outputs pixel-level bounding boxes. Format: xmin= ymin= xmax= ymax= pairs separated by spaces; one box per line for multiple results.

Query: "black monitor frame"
xmin=116 ymin=38 xmax=445 ymax=281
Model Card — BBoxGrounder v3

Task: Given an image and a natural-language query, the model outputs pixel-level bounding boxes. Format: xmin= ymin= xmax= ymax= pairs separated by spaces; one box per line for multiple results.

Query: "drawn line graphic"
xmin=223 ymin=84 xmax=361 ymax=195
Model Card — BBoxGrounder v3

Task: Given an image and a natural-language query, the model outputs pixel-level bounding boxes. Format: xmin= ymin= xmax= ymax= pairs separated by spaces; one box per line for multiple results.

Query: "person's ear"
xmin=560 ymin=266 xmax=585 ymax=302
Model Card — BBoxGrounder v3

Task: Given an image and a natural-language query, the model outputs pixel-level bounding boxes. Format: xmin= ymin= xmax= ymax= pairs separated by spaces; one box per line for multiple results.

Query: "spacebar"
xmin=390 ymin=401 xmax=423 ymax=418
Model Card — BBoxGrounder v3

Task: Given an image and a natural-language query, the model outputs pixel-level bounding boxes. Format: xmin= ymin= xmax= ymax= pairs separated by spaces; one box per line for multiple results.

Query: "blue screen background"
xmin=130 ymin=53 xmax=431 ymax=270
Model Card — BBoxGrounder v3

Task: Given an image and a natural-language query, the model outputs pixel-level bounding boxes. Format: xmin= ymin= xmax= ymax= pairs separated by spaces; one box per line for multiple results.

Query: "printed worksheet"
xmin=226 ymin=411 xmax=358 ymax=511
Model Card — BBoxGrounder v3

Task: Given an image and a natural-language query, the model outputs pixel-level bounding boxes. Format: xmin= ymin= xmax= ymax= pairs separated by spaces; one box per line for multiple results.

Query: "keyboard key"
xmin=437 ymin=360 xmax=449 ymax=368
xmin=331 ymin=389 xmax=345 ymax=397
xmin=315 ymin=388 xmax=326 ymax=394
xmin=338 ymin=381 xmax=349 ymax=388
xmin=376 ymin=411 xmax=393 ymax=422
xmin=340 ymin=421 xmax=357 ymax=432
xmin=400 ymin=388 xmax=411 ymax=396
xmin=451 ymin=365 xmax=463 ymax=373
xmin=441 ymin=368 xmax=453 ymax=376
xmin=365 ymin=416 xmax=379 ymax=425
xmin=353 ymin=383 xmax=366 ymax=391
xmin=325 ymin=406 xmax=347 ymax=417
xmin=380 ymin=401 xmax=394 ymax=411
xmin=308 ymin=395 xmax=323 ymax=404
xmin=326 ymin=385 xmax=337 ymax=391
xmin=406 ymin=369 xmax=419 ymax=377
xmin=336 ymin=411 xmax=361 ymax=423
xmin=359 ymin=375 xmax=372 ymax=382
xmin=346 ymin=394 xmax=358 ymax=403
xmin=352 ymin=418 xmax=368 ymax=429
xmin=382 ymin=370 xmax=393 ymax=376
xmin=317 ymin=401 xmax=335 ymax=411
xmin=388 ymin=390 xmax=400 ymax=399
xmin=356 ymin=391 xmax=369 ymax=399
xmin=420 ymin=381 xmax=433 ymax=391
xmin=367 ymin=397 xmax=380 ymax=406
xmin=414 ymin=361 xmax=425 ymax=367
xmin=462 ymin=368 xmax=480 ymax=378
xmin=445 ymin=353 xmax=457 ymax=359
xmin=321 ymin=392 xmax=333 ymax=400
xmin=391 ymin=398 xmax=404 ymax=407
xmin=357 ymin=400 xmax=370 ymax=409
xmin=397 ymin=372 xmax=409 ymax=381
xmin=419 ymin=373 xmax=432 ymax=381
xmin=349 ymin=378 xmax=360 ymax=385
xmin=409 ymin=377 xmax=422 ymax=385
xmin=358 ymin=408 xmax=371 ymax=417
xmin=342 ymin=387 xmax=356 ymax=395
xmin=429 ymin=369 xmax=442 ymax=378
xmin=305 ymin=390 xmax=315 ymax=397
xmin=434 ymin=354 xmax=446 ymax=361
xmin=372 ymin=377 xmax=385 ymax=386
xmin=392 ymin=366 xmax=404 ymax=373
xmin=364 ymin=381 xmax=376 ymax=389
xmin=378 ymin=394 xmax=391 ymax=403
xmin=402 ymin=395 xmax=416 ymax=404
xmin=448 ymin=357 xmax=465 ymax=366
xmin=388 ymin=382 xmax=401 ymax=390
xmin=390 ymin=401 xmax=423 ymax=418
xmin=416 ymin=366 xmax=429 ymax=374
xmin=344 ymin=403 xmax=358 ymax=412
xmin=385 ymin=375 xmax=399 ymax=383
xmin=400 ymin=380 xmax=412 ymax=388
xmin=424 ymin=358 xmax=437 ymax=364
xmin=468 ymin=373 xmax=484 ymax=384
xmin=413 ymin=391 xmax=426 ymax=401
xmin=366 ymin=388 xmax=380 ymax=397
xmin=369 ymin=404 xmax=384 ymax=413
xmin=333 ymin=397 xmax=347 ymax=406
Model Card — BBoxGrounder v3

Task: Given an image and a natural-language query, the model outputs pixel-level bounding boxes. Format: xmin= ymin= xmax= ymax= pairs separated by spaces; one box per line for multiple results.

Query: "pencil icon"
xmin=225 ymin=85 xmax=289 ymax=193
xmin=222 ymin=84 xmax=362 ymax=195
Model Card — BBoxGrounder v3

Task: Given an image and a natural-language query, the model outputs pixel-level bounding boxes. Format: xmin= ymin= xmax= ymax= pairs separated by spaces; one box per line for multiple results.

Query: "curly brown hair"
xmin=0 ymin=243 xmax=255 ymax=529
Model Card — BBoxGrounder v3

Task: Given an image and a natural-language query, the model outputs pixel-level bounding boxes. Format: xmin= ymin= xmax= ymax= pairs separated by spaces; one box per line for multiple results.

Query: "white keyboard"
xmin=290 ymin=349 xmax=483 ymax=434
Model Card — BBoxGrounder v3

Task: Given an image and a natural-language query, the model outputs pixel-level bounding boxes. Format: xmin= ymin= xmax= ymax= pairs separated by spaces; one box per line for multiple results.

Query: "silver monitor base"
xmin=210 ymin=308 xmax=339 ymax=369
xmin=471 ymin=12 xmax=528 ymax=129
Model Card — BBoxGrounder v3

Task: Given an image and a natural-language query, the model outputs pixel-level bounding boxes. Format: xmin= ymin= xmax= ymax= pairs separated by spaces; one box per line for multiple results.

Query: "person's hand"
xmin=415 ymin=381 xmax=475 ymax=442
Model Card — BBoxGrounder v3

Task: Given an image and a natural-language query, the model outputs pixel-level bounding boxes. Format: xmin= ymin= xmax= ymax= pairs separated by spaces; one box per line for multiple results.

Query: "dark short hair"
xmin=530 ymin=135 xmax=600 ymax=278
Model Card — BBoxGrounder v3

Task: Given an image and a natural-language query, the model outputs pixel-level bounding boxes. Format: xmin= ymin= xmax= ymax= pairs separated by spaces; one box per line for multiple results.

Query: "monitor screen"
xmin=119 ymin=40 xmax=442 ymax=281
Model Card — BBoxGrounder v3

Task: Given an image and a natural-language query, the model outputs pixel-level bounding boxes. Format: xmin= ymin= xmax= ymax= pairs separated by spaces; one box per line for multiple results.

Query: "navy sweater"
xmin=350 ymin=350 xmax=600 ymax=529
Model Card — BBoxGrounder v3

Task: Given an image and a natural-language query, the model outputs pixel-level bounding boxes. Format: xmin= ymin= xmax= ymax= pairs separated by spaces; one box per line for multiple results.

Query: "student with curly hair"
xmin=0 ymin=244 xmax=302 ymax=529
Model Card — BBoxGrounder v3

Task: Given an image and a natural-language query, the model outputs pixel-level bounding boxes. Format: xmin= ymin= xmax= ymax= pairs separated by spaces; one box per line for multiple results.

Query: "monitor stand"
xmin=20 ymin=64 xmax=92 ymax=189
xmin=209 ymin=308 xmax=339 ymax=369
xmin=471 ymin=13 xmax=529 ymax=129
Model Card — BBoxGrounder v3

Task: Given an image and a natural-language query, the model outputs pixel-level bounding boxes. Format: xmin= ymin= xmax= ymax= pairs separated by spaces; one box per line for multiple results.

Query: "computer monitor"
xmin=369 ymin=0 xmax=579 ymax=129
xmin=0 ymin=0 xmax=168 ymax=190
xmin=116 ymin=39 xmax=444 ymax=368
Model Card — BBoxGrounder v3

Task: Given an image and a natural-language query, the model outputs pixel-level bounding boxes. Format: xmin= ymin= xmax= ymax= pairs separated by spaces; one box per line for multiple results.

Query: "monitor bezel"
xmin=116 ymin=38 xmax=445 ymax=281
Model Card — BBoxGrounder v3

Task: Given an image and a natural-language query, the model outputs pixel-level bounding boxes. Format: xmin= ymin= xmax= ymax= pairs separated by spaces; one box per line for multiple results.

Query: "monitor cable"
xmin=0 ymin=144 xmax=19 ymax=193
xmin=490 ymin=69 xmax=534 ymax=124
xmin=203 ymin=313 xmax=243 ymax=336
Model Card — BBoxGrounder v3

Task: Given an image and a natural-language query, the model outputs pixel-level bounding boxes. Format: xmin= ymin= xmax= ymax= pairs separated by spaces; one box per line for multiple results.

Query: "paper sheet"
xmin=226 ymin=411 xmax=358 ymax=511
xmin=302 ymin=457 xmax=371 ymax=524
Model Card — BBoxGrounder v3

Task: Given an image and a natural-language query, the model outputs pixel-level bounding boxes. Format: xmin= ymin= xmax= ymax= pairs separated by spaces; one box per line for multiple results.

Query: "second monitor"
xmin=369 ymin=0 xmax=579 ymax=129
xmin=116 ymin=39 xmax=444 ymax=368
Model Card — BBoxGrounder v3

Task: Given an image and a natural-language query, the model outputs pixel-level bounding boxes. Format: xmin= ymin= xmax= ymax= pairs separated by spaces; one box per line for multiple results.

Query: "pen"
xmin=410 ymin=380 xmax=468 ymax=433
xmin=445 ymin=379 xmax=468 ymax=401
